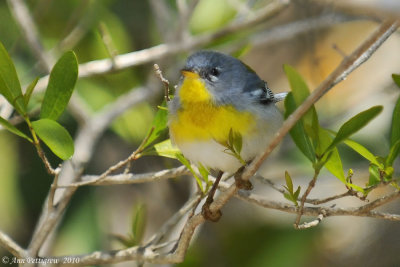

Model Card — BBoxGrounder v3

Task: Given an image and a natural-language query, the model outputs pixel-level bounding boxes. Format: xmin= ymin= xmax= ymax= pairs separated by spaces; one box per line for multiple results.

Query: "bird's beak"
xmin=181 ymin=69 xmax=199 ymax=79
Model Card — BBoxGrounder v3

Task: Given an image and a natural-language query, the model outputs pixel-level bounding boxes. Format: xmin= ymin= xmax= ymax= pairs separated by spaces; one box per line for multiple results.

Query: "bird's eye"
xmin=210 ymin=67 xmax=220 ymax=76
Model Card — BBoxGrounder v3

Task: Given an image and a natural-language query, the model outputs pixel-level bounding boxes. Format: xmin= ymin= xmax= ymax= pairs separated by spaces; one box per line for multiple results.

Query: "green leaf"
xmin=40 ymin=51 xmax=78 ymax=120
xmin=386 ymin=139 xmax=400 ymax=167
xmin=198 ymin=163 xmax=210 ymax=184
xmin=368 ymin=164 xmax=381 ymax=186
xmin=232 ymin=131 xmax=243 ymax=154
xmin=283 ymin=64 xmax=318 ymax=127
xmin=24 ymin=77 xmax=39 ymax=106
xmin=284 ymin=93 xmax=316 ymax=162
xmin=293 ymin=186 xmax=301 ymax=200
xmin=344 ymin=139 xmax=381 ymax=167
xmin=393 ymin=74 xmax=400 ymax=88
xmin=131 ymin=203 xmax=146 ymax=245
xmin=0 ymin=41 xmax=25 ymax=114
xmin=318 ymin=128 xmax=346 ymax=183
xmin=0 ymin=116 xmax=32 ymax=142
xmin=146 ymin=139 xmax=181 ymax=159
xmin=346 ymin=183 xmax=365 ymax=194
xmin=390 ymin=95 xmax=400 ymax=147
xmin=32 ymin=119 xmax=74 ymax=160
xmin=141 ymin=103 xmax=168 ymax=149
xmin=176 ymin=153 xmax=204 ymax=192
xmin=283 ymin=193 xmax=294 ymax=203
xmin=325 ymin=106 xmax=383 ymax=153
xmin=284 ymin=171 xmax=293 ymax=193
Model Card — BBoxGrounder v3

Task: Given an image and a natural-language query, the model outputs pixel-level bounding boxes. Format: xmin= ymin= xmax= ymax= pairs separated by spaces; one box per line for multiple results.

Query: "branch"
xmin=57 ymin=166 xmax=190 ymax=187
xmin=146 ymin=192 xmax=202 ymax=246
xmin=27 ymin=86 xmax=157 ymax=256
xmin=33 ymin=0 xmax=290 ymax=92
xmin=40 ymin=188 xmax=400 ymax=266
xmin=0 ymin=230 xmax=27 ymax=258
xmin=236 ymin=189 xmax=400 ymax=221
xmin=7 ymin=0 xmax=53 ymax=72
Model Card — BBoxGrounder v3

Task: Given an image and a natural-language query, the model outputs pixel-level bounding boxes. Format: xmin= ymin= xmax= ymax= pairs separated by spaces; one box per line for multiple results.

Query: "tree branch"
xmin=7 ymin=0 xmax=53 ymax=72
xmin=40 ymin=187 xmax=400 ymax=266
xmin=32 ymin=0 xmax=290 ymax=93
xmin=27 ymin=86 xmax=157 ymax=256
xmin=0 ymin=230 xmax=26 ymax=258
xmin=58 ymin=166 xmax=190 ymax=187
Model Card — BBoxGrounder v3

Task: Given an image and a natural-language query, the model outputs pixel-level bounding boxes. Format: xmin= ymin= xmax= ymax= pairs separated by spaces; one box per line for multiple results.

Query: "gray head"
xmin=180 ymin=51 xmax=276 ymax=107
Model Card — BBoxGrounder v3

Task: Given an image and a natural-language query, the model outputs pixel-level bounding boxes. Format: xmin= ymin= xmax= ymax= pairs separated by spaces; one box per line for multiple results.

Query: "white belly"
xmin=176 ymin=132 xmax=271 ymax=173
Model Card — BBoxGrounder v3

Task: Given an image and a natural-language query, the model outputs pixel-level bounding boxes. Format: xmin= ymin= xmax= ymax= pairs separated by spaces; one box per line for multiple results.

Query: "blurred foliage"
xmin=179 ymin=223 xmax=319 ymax=267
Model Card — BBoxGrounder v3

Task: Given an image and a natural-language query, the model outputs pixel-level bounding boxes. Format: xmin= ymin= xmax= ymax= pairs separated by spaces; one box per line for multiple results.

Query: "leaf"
xmin=318 ymin=128 xmax=346 ymax=183
xmin=24 ymin=77 xmax=39 ymax=106
xmin=32 ymin=119 xmax=74 ymax=160
xmin=325 ymin=106 xmax=383 ymax=153
xmin=390 ymin=95 xmax=400 ymax=147
xmin=198 ymin=163 xmax=210 ymax=184
xmin=0 ymin=41 xmax=25 ymax=114
xmin=344 ymin=139 xmax=381 ymax=167
xmin=284 ymin=171 xmax=293 ymax=193
xmin=283 ymin=64 xmax=318 ymax=127
xmin=346 ymin=183 xmax=365 ymax=194
xmin=393 ymin=74 xmax=400 ymax=88
xmin=176 ymin=153 xmax=204 ymax=192
xmin=131 ymin=204 xmax=146 ymax=245
xmin=146 ymin=139 xmax=181 ymax=159
xmin=283 ymin=193 xmax=294 ymax=203
xmin=40 ymin=51 xmax=78 ymax=120
xmin=284 ymin=93 xmax=316 ymax=162
xmin=141 ymin=103 xmax=168 ymax=149
xmin=386 ymin=139 xmax=400 ymax=167
xmin=227 ymin=129 xmax=242 ymax=154
xmin=0 ymin=116 xmax=32 ymax=142
xmin=368 ymin=164 xmax=381 ymax=186
xmin=293 ymin=186 xmax=301 ymax=200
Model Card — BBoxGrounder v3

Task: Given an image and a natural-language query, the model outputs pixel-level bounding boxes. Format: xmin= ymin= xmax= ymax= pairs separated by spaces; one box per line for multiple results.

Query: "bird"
xmin=168 ymin=50 xmax=286 ymax=220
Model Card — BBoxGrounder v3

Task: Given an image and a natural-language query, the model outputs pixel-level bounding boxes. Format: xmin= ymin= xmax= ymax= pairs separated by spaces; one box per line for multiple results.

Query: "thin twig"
xmin=294 ymin=170 xmax=320 ymax=228
xmin=146 ymin=193 xmax=202 ymax=246
xmin=306 ymin=191 xmax=352 ymax=205
xmin=7 ymin=0 xmax=53 ymax=72
xmin=0 ymin=230 xmax=27 ymax=258
xmin=47 ymin=167 xmax=61 ymax=212
xmin=58 ymin=165 xmax=189 ymax=188
xmin=235 ymin=189 xmax=400 ymax=220
xmin=154 ymin=64 xmax=171 ymax=102
xmin=98 ymin=22 xmax=118 ymax=67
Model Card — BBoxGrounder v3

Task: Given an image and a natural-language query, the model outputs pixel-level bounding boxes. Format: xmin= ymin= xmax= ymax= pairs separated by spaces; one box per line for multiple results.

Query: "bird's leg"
xmin=202 ymin=171 xmax=223 ymax=222
xmin=234 ymin=165 xmax=253 ymax=190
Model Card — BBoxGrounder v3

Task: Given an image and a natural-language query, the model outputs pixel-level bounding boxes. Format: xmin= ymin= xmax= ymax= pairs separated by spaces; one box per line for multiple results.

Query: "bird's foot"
xmin=234 ymin=166 xmax=253 ymax=190
xmin=201 ymin=199 xmax=222 ymax=222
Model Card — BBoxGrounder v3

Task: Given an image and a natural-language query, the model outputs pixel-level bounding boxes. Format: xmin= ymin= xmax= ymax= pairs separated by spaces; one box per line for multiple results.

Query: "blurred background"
xmin=0 ymin=0 xmax=399 ymax=266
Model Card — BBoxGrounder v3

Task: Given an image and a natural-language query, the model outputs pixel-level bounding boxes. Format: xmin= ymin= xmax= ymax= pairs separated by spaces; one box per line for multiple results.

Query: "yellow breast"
xmin=169 ymin=76 xmax=256 ymax=143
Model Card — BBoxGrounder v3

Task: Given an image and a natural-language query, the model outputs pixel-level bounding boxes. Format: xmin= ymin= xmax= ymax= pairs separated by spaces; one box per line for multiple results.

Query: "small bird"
xmin=168 ymin=51 xmax=286 ymax=220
